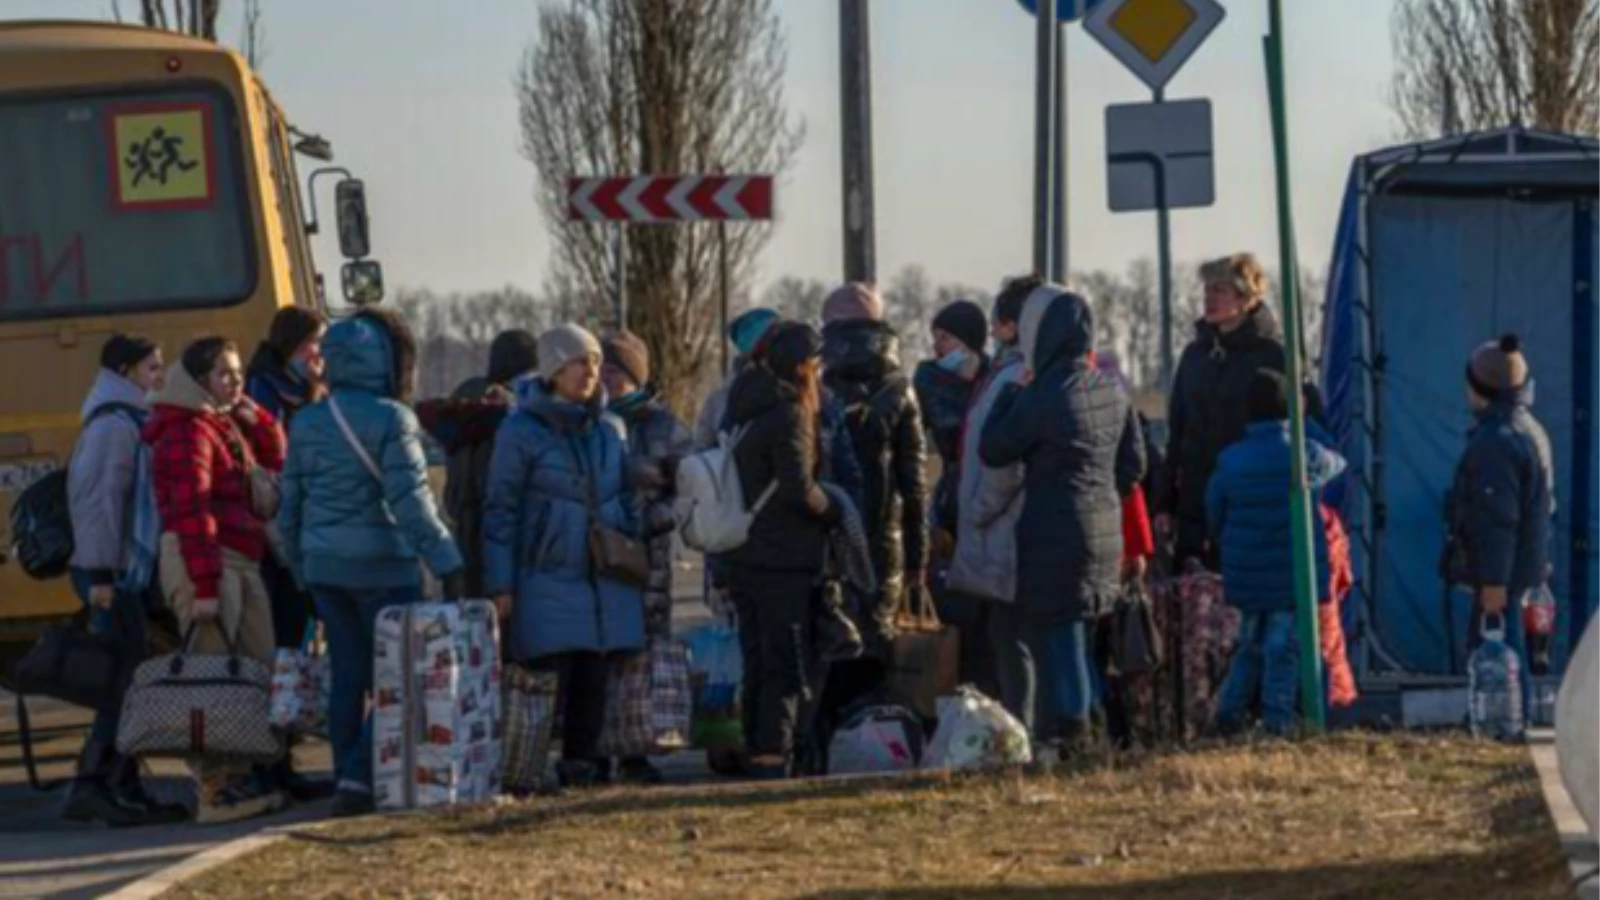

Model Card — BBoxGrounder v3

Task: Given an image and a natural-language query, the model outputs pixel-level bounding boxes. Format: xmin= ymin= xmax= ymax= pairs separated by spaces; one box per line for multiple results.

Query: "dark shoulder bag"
xmin=573 ymin=436 xmax=650 ymax=588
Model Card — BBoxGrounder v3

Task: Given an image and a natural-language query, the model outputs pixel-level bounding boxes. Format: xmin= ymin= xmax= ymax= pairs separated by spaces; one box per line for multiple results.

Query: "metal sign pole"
xmin=840 ymin=0 xmax=876 ymax=285
xmin=1033 ymin=0 xmax=1058 ymax=276
xmin=1264 ymin=0 xmax=1326 ymax=732
xmin=614 ymin=224 xmax=627 ymax=330
xmin=718 ymin=220 xmax=731 ymax=375
xmin=1051 ymin=16 xmax=1070 ymax=282
xmin=1154 ymin=86 xmax=1174 ymax=393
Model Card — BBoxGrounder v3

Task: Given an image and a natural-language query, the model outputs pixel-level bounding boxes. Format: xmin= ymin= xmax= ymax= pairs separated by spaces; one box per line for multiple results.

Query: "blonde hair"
xmin=1200 ymin=253 xmax=1269 ymax=304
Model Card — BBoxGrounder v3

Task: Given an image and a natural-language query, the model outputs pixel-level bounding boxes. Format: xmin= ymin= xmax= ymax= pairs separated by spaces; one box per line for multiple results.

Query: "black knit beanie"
xmin=487 ymin=329 xmax=539 ymax=385
xmin=101 ymin=333 xmax=159 ymax=376
xmin=932 ymin=300 xmax=988 ymax=355
xmin=765 ymin=322 xmax=823 ymax=384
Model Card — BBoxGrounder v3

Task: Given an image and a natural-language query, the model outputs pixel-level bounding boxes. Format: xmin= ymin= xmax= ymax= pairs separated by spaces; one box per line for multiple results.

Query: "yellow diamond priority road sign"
xmin=1085 ymin=0 xmax=1225 ymax=93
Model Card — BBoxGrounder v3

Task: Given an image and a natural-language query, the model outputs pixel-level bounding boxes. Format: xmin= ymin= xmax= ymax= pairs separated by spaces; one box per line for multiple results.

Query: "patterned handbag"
xmin=118 ymin=624 xmax=283 ymax=763
xmin=269 ymin=628 xmax=330 ymax=738
xmin=501 ymin=663 xmax=559 ymax=795
xmin=598 ymin=640 xmax=693 ymax=757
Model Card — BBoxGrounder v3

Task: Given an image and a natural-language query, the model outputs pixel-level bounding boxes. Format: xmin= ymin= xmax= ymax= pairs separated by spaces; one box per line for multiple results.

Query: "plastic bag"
xmin=269 ymin=644 xmax=329 ymax=738
xmin=684 ymin=622 xmax=743 ymax=750
xmin=828 ymin=704 xmax=923 ymax=775
xmin=924 ymin=686 xmax=1032 ymax=772
xmin=1557 ymin=616 xmax=1598 ymax=837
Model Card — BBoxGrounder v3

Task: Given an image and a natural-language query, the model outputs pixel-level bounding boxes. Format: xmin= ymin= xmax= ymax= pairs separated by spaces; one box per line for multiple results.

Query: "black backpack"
xmin=9 ymin=402 xmax=143 ymax=581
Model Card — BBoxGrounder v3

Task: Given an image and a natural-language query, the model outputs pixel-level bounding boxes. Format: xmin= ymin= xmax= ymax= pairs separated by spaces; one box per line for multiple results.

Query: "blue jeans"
xmin=68 ymin=568 xmax=148 ymax=779
xmin=1041 ymin=621 xmax=1094 ymax=728
xmin=1217 ymin=611 xmax=1299 ymax=734
xmin=314 ymin=584 xmax=422 ymax=794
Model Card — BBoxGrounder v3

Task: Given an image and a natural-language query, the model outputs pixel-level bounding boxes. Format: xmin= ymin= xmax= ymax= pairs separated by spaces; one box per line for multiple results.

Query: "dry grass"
xmin=172 ymin=733 xmax=1571 ymax=900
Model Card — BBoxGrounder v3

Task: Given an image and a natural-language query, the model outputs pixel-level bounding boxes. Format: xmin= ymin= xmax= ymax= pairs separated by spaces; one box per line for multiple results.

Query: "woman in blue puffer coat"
xmin=277 ymin=308 xmax=463 ymax=818
xmin=484 ymin=324 xmax=645 ymax=789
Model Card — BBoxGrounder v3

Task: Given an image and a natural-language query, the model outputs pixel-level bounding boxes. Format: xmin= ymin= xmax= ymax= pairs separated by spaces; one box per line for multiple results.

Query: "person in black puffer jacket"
xmin=725 ymin=322 xmax=840 ymax=779
xmin=980 ymin=286 xmax=1145 ymax=748
xmin=1157 ymin=253 xmax=1286 ymax=565
xmin=417 ymin=330 xmax=538 ymax=599
xmin=820 ymin=283 xmax=930 ymax=649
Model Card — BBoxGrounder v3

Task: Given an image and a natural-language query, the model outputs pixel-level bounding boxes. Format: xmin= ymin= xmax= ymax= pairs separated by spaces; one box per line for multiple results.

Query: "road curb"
xmin=1528 ymin=730 xmax=1599 ymax=899
xmin=101 ymin=830 xmax=289 ymax=900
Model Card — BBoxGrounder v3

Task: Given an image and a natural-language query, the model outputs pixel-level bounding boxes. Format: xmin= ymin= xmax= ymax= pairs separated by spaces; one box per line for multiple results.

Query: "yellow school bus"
xmin=0 ymin=21 xmax=382 ymax=658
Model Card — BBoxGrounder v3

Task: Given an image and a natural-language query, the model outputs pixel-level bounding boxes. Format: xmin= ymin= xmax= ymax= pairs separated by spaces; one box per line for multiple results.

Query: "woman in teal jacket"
xmin=277 ymin=309 xmax=463 ymax=818
xmin=484 ymin=324 xmax=644 ymax=788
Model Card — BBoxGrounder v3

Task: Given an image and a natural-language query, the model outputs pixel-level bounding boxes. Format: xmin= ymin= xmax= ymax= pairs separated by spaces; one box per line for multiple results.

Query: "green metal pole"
xmin=1264 ymin=0 xmax=1326 ymax=732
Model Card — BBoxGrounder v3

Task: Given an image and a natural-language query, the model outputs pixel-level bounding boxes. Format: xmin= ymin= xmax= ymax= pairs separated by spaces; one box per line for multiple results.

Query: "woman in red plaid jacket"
xmin=143 ymin=336 xmax=287 ymax=825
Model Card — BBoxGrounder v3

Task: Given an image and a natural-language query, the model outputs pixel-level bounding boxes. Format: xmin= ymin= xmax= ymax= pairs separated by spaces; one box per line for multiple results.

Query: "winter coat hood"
xmin=822 ymin=318 xmax=903 ymax=386
xmin=515 ymin=376 xmax=608 ymax=434
xmin=82 ymin=369 xmax=150 ymax=422
xmin=1020 ymin=285 xmax=1093 ymax=374
xmin=323 ymin=315 xmax=398 ymax=398
xmin=149 ymin=361 xmax=220 ymax=422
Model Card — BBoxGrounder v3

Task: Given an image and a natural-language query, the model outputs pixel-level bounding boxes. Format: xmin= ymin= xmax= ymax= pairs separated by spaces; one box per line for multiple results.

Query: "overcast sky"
xmin=9 ymin=1 xmax=1401 ymax=296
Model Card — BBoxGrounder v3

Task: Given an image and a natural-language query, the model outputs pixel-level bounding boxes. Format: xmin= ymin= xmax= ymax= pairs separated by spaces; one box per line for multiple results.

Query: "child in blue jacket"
xmin=1206 ymin=370 xmax=1346 ymax=735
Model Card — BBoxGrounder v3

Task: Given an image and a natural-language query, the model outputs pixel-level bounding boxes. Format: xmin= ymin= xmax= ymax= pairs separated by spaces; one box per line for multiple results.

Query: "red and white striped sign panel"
xmin=566 ymin=174 xmax=774 ymax=223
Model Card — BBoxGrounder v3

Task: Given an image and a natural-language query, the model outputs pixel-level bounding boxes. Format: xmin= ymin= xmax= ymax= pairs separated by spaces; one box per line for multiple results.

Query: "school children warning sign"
xmin=108 ymin=102 xmax=214 ymax=210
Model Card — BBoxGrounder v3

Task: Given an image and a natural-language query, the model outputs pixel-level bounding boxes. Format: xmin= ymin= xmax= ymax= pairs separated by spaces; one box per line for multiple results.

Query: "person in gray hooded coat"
xmin=980 ymin=287 xmax=1145 ymax=746
xmin=947 ymin=277 xmax=1041 ymax=731
xmin=62 ymin=335 xmax=186 ymax=827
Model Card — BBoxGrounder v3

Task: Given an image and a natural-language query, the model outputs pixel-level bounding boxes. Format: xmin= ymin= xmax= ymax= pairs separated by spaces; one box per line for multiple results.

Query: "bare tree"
xmin=135 ymin=0 xmax=221 ymax=39
xmin=239 ymin=0 xmax=266 ymax=69
xmin=1391 ymin=0 xmax=1599 ymax=137
xmin=516 ymin=0 xmax=803 ymax=417
xmin=761 ymin=276 xmax=828 ymax=323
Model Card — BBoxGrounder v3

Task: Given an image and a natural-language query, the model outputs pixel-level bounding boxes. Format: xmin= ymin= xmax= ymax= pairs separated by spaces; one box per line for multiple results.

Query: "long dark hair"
xmin=182 ymin=336 xmax=238 ymax=382
xmin=353 ymin=307 xmax=418 ymax=404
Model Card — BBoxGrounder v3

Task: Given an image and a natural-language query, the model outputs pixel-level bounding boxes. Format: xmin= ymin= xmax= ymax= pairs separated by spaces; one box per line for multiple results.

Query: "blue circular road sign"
xmin=1015 ymin=0 xmax=1105 ymax=21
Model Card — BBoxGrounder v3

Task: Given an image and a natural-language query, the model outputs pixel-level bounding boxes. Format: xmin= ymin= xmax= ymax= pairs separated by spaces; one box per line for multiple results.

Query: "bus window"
xmin=0 ymin=82 xmax=256 ymax=321
xmin=263 ymin=97 xmax=319 ymax=311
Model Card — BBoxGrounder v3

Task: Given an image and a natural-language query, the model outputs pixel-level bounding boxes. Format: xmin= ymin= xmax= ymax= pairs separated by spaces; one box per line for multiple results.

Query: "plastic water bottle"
xmin=1521 ymin=585 xmax=1556 ymax=676
xmin=1468 ymin=614 xmax=1524 ymax=741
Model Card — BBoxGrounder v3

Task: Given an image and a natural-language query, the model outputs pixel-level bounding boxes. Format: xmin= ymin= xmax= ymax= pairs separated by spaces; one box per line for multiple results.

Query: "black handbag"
xmin=13 ymin=612 xmax=128 ymax=712
xmin=1108 ymin=584 xmax=1164 ymax=678
xmin=12 ymin=612 xmax=132 ymax=791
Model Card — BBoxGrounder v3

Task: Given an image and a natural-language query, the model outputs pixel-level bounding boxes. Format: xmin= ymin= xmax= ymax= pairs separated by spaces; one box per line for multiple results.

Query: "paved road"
xmin=0 ymin=562 xmax=717 ymax=899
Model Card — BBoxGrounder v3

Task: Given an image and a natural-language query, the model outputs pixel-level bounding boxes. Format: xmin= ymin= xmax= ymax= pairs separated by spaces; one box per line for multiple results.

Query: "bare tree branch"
xmin=1391 ymin=0 xmax=1599 ymax=137
xmin=516 ymin=0 xmax=804 ymax=417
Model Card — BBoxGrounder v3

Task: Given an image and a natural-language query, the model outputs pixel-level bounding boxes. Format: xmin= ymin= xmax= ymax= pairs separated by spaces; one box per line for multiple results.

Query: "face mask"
xmin=936 ymin=347 xmax=971 ymax=374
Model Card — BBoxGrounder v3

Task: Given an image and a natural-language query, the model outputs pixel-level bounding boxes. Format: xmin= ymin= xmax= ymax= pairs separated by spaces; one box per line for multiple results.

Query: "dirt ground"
xmin=173 ymin=733 xmax=1573 ymax=900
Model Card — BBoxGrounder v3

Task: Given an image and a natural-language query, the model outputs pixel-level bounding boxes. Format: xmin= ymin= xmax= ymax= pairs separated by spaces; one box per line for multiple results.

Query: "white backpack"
xmin=674 ymin=425 xmax=777 ymax=554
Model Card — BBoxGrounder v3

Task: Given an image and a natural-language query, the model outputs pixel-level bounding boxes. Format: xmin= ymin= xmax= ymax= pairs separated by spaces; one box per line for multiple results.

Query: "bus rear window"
xmin=0 ymin=83 xmax=255 ymax=321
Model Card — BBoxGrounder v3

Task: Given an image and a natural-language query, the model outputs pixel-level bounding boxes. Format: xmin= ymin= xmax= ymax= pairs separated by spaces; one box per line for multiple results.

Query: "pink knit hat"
xmin=821 ymin=282 xmax=884 ymax=325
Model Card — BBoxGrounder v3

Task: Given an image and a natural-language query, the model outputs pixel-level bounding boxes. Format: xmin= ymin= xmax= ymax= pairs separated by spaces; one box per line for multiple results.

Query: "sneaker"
xmin=62 ymin=780 xmax=155 ymax=828
xmin=816 ymin=605 xmax=865 ymax=663
xmin=330 ymin=789 xmax=375 ymax=819
xmin=195 ymin=777 xmax=285 ymax=826
xmin=616 ymin=757 xmax=664 ymax=786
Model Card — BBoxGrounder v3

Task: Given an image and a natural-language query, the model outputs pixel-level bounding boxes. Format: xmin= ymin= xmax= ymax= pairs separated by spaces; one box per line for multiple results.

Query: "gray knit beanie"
xmin=537 ymin=324 xmax=602 ymax=382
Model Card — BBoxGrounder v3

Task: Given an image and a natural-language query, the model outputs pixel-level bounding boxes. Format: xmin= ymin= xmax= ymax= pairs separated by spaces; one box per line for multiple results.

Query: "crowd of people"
xmin=56 ymin=249 xmax=1554 ymax=828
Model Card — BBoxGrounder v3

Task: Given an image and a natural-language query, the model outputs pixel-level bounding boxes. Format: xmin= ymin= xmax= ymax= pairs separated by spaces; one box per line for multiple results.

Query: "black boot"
xmin=62 ymin=778 xmax=156 ymax=827
xmin=616 ymin=757 xmax=664 ymax=786
xmin=111 ymin=757 xmax=187 ymax=825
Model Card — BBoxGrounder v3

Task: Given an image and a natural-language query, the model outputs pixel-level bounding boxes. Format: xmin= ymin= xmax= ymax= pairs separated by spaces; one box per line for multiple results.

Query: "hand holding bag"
xmin=118 ymin=623 xmax=283 ymax=763
xmin=885 ymin=585 xmax=961 ymax=721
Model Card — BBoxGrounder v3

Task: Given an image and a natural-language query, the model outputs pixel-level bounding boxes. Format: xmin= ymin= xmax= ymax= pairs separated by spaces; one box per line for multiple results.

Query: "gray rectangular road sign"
xmin=1105 ymin=98 xmax=1214 ymax=212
